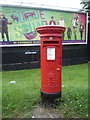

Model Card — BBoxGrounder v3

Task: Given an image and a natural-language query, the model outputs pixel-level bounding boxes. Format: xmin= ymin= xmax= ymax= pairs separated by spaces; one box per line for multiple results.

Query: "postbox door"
xmin=41 ymin=45 xmax=62 ymax=93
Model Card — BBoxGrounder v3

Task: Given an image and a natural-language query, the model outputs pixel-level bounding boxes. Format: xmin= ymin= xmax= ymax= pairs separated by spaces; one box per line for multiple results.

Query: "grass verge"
xmin=2 ymin=63 xmax=88 ymax=118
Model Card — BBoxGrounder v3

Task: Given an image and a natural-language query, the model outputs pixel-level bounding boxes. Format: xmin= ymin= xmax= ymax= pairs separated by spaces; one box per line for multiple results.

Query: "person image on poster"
xmin=74 ymin=13 xmax=80 ymax=21
xmin=58 ymin=15 xmax=66 ymax=27
xmin=49 ymin=16 xmax=56 ymax=25
xmin=0 ymin=11 xmax=12 ymax=42
xmin=79 ymin=22 xmax=84 ymax=40
xmin=58 ymin=15 xmax=66 ymax=40
xmin=67 ymin=26 xmax=72 ymax=40
xmin=0 ymin=17 xmax=2 ymax=33
xmin=71 ymin=14 xmax=79 ymax=40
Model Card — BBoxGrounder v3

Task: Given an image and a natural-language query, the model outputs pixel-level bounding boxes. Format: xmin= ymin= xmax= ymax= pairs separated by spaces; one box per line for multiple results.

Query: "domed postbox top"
xmin=36 ymin=25 xmax=66 ymax=35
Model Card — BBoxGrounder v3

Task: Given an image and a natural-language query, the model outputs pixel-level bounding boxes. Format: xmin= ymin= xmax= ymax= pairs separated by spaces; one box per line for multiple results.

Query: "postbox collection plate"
xmin=47 ymin=47 xmax=55 ymax=60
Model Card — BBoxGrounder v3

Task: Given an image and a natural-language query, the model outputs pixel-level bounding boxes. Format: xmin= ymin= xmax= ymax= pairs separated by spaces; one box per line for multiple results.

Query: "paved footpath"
xmin=31 ymin=104 xmax=61 ymax=118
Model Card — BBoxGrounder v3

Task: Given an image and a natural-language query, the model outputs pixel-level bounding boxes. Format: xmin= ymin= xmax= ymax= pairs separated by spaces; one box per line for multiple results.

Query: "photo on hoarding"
xmin=0 ymin=6 xmax=87 ymax=46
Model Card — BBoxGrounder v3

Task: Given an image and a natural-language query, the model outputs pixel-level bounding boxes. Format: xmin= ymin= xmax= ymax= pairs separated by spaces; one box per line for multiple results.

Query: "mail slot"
xmin=36 ymin=25 xmax=66 ymax=99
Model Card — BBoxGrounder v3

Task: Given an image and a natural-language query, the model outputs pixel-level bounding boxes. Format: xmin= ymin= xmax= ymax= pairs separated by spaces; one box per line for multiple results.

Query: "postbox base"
xmin=41 ymin=90 xmax=61 ymax=100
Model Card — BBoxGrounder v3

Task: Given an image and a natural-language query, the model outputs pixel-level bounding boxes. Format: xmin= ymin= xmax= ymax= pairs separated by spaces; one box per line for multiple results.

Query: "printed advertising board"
xmin=0 ymin=5 xmax=88 ymax=47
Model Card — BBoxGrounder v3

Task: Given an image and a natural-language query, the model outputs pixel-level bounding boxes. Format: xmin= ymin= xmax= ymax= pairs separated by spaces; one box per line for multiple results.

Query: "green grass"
xmin=2 ymin=63 xmax=88 ymax=118
xmin=2 ymin=69 xmax=41 ymax=118
xmin=59 ymin=63 xmax=88 ymax=118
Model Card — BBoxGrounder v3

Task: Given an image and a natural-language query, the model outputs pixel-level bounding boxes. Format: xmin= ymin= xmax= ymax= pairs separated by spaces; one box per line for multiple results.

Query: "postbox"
xmin=36 ymin=25 xmax=66 ymax=99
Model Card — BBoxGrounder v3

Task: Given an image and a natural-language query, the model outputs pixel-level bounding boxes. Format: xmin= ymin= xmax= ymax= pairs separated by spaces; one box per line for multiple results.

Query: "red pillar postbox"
xmin=36 ymin=25 xmax=66 ymax=99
